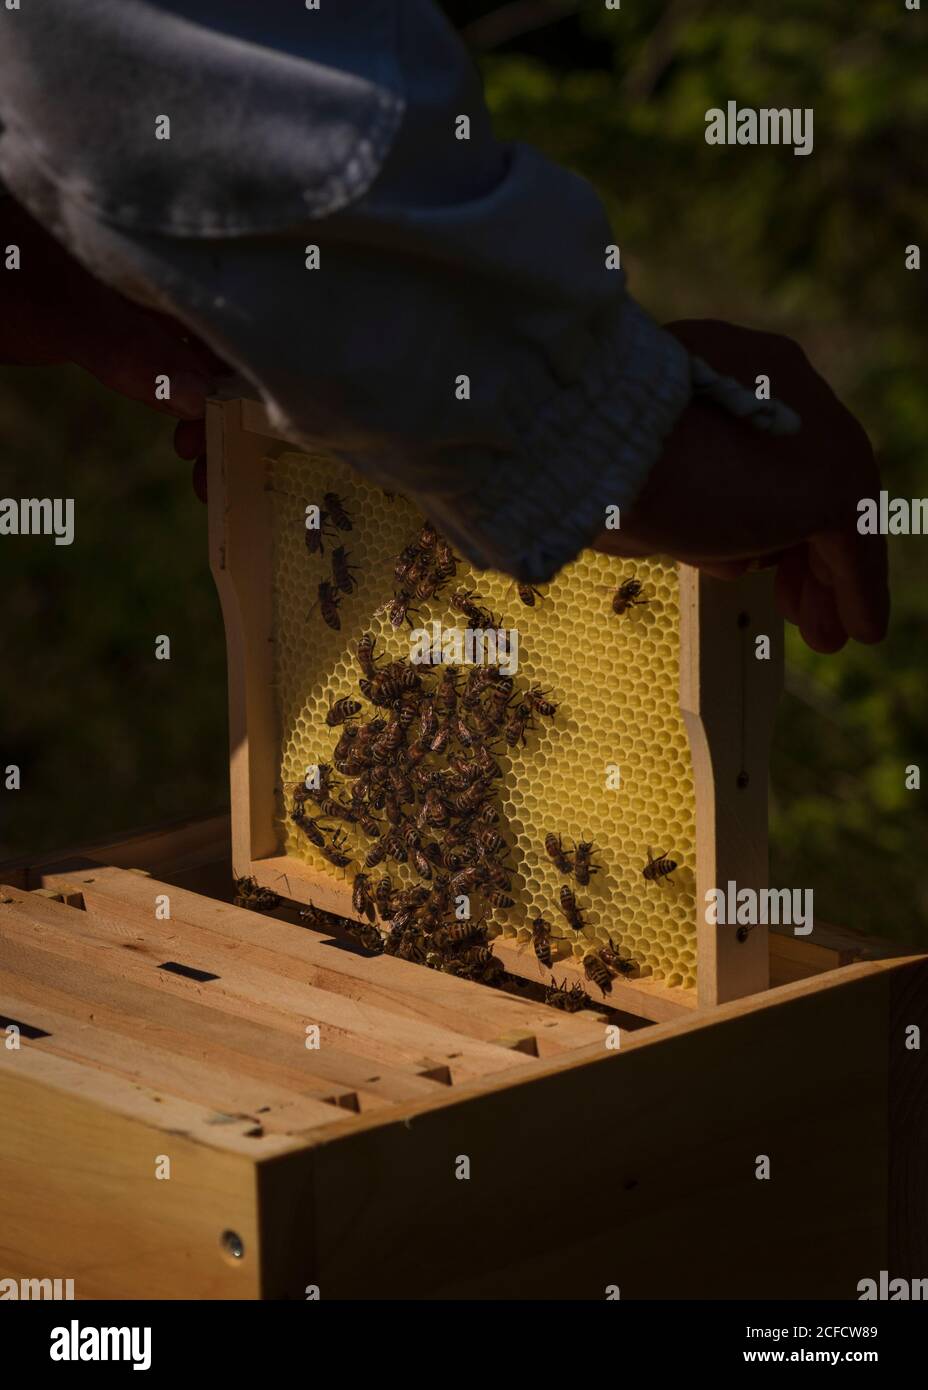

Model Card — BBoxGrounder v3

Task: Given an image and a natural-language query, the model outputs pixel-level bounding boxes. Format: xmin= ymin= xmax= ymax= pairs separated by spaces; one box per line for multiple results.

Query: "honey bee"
xmin=418 ymin=699 xmax=438 ymax=742
xmin=292 ymin=811 xmax=328 ymax=847
xmin=404 ymin=552 xmax=431 ymax=588
xmin=450 ymin=587 xmax=495 ymax=628
xmin=372 ymin=718 xmax=405 ymax=762
xmin=525 ymin=685 xmax=558 ymax=718
xmin=313 ymin=579 xmax=341 ymax=630
xmin=419 ymin=788 xmax=452 ymax=828
xmin=433 ymin=539 xmax=458 ymax=588
xmin=355 ymin=809 xmax=382 ymax=839
xmin=582 ymin=951 xmax=613 ymax=997
xmin=449 ymin=865 xmax=485 ymax=896
xmin=330 ymin=545 xmax=359 ymax=595
xmin=529 ymin=916 xmax=560 ymax=969
xmin=459 ymin=945 xmax=495 ymax=970
xmin=349 ymin=772 xmax=371 ymax=804
xmin=484 ymin=681 xmax=513 ymax=727
xmin=544 ymin=832 xmax=574 ymax=875
xmin=387 ymin=766 xmax=414 ymax=802
xmin=374 ymin=875 xmax=394 ymax=917
xmin=433 ymin=917 xmax=487 ymax=949
xmin=643 ymin=846 xmax=678 ymax=886
xmin=516 ymin=582 xmax=544 ymax=606
xmin=545 ymin=977 xmax=591 ymax=1013
xmin=393 ymin=542 xmax=421 ymax=586
xmin=233 ymin=876 xmax=281 ymax=911
xmin=299 ymin=901 xmax=337 ymax=929
xmin=304 ymin=513 xmax=329 ymax=556
xmin=400 ymin=822 xmax=421 ymax=851
xmin=422 ymin=841 xmax=446 ymax=870
xmin=317 ymin=796 xmax=356 ymax=824
xmin=437 ymin=843 xmax=466 ymax=873
xmin=449 ymin=780 xmax=490 ymax=815
xmin=504 ymin=702 xmax=533 ymax=748
xmin=455 ymin=714 xmax=478 ymax=748
xmin=600 ymin=936 xmax=637 ymax=977
xmin=459 ymin=708 xmax=491 ymax=746
xmin=484 ymin=887 xmax=514 ymax=909
xmin=412 ymin=848 xmax=433 ymax=880
xmin=352 ymin=873 xmax=376 ymax=923
xmin=320 ymin=830 xmax=352 ymax=868
xmin=434 ymin=666 xmax=459 ymax=713
xmin=387 ymin=592 xmax=418 ymax=629
xmin=383 ymin=922 xmax=406 ymax=955
xmin=413 ymin=572 xmax=448 ymax=602
xmin=326 ymin=697 xmax=362 ymax=726
xmin=396 ymin=884 xmax=432 ymax=911
xmin=357 ymin=632 xmax=380 ymax=679
xmin=573 ymin=839 xmax=600 ymax=886
xmin=398 ymin=933 xmax=429 ymax=964
xmin=446 ymin=755 xmax=482 ymax=788
xmin=612 ymin=574 xmax=649 ymax=616
xmin=346 ymin=921 xmax=384 ymax=954
xmin=365 ymin=838 xmax=389 ymax=868
xmin=430 ymin=718 xmax=454 ymax=755
xmin=384 ymin=828 xmax=408 ymax=864
xmin=396 ymin=698 xmax=419 ymax=732
xmin=558 ymin=884 xmax=587 ymax=933
xmin=324 ymin=492 xmax=352 ymax=531
xmin=364 ymin=667 xmax=420 ymax=707
xmin=418 ymin=521 xmax=438 ymax=551
xmin=333 ymin=724 xmax=359 ymax=764
xmin=308 ymin=763 xmax=335 ymax=798
xmin=474 ymin=828 xmax=506 ymax=857
xmin=461 ymin=666 xmax=485 ymax=709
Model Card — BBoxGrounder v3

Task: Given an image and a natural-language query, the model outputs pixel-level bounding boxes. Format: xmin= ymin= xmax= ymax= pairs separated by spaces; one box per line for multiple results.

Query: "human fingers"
xmin=797 ymin=561 xmax=848 ymax=653
xmin=774 ymin=545 xmax=805 ymax=628
xmin=174 ymin=418 xmax=207 ymax=460
xmin=66 ymin=287 xmax=221 ymax=417
xmin=808 ymin=528 xmax=889 ymax=645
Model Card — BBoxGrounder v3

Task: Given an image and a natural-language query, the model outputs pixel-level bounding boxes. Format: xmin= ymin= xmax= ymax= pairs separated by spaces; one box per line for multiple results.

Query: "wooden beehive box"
xmin=1 ymin=396 xmax=924 ymax=1299
xmin=0 ymin=851 xmax=924 ymax=1299
xmin=208 ymin=398 xmax=782 ymax=1015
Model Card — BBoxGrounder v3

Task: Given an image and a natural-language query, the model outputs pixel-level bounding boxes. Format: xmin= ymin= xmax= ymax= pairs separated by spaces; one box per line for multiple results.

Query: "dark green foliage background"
xmin=0 ymin=369 xmax=228 ymax=859
xmin=2 ymin=0 xmax=925 ymax=945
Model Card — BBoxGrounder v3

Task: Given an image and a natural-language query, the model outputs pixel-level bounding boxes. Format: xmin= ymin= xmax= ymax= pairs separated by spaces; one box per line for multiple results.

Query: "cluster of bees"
xmin=307 ymin=492 xmax=357 ymax=630
xmin=539 ymin=838 xmax=679 ymax=998
xmin=387 ymin=520 xmax=458 ymax=629
xmin=287 ymin=526 xmax=567 ymax=990
xmin=533 ymin=834 xmax=632 ymax=999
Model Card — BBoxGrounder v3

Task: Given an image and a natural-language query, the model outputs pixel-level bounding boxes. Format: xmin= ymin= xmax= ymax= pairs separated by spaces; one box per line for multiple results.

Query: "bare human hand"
xmin=593 ymin=319 xmax=889 ymax=654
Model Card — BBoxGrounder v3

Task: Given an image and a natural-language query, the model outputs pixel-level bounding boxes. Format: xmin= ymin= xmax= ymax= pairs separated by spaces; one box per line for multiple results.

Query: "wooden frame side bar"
xmin=679 ymin=566 xmax=783 ymax=1006
xmin=207 ymin=399 xmax=281 ymax=876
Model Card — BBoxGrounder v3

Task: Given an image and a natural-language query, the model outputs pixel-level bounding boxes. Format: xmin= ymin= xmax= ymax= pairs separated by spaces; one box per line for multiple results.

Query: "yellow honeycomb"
xmin=270 ymin=450 xmax=697 ymax=989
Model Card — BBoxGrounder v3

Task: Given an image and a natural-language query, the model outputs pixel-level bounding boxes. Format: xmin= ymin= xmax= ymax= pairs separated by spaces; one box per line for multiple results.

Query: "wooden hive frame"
xmin=208 ymin=398 xmax=782 ymax=1016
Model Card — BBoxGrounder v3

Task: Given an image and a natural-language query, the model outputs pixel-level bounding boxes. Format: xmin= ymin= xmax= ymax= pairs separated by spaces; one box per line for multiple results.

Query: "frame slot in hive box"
xmin=208 ymin=399 xmax=782 ymax=1013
